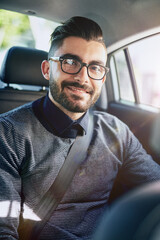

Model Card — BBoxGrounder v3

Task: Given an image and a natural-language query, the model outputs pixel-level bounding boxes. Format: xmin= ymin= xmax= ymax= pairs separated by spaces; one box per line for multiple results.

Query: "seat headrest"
xmin=0 ymin=46 xmax=49 ymax=87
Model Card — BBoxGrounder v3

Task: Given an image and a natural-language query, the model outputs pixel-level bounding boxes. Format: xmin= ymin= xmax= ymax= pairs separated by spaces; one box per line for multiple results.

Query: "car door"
xmin=106 ymin=33 xmax=160 ymax=164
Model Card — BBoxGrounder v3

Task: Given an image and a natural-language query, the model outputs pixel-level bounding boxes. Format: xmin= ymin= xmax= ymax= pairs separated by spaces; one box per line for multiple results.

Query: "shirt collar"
xmin=33 ymin=95 xmax=88 ymax=138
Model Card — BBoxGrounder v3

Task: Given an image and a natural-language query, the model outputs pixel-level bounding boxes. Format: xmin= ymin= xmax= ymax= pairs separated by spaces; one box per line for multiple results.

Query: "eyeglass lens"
xmin=61 ymin=58 xmax=106 ymax=80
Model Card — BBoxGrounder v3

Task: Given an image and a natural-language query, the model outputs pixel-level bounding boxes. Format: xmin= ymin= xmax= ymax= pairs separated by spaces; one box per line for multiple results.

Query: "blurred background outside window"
xmin=0 ymin=9 xmax=60 ymax=88
xmin=110 ymin=34 xmax=160 ymax=109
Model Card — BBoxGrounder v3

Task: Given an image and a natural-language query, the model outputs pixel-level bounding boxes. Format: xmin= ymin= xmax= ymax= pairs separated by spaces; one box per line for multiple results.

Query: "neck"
xmin=48 ymin=92 xmax=85 ymax=120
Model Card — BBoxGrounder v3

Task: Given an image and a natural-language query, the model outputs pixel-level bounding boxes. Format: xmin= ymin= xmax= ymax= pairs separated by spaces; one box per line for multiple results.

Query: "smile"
xmin=67 ymin=86 xmax=89 ymax=94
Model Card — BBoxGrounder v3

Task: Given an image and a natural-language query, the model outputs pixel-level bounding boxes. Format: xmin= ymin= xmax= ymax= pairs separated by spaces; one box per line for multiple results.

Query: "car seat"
xmin=0 ymin=46 xmax=48 ymax=114
xmin=93 ymin=181 xmax=160 ymax=240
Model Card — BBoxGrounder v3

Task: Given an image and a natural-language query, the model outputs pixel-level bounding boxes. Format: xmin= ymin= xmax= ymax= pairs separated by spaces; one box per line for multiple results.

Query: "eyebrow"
xmin=61 ymin=53 xmax=82 ymax=61
xmin=61 ymin=53 xmax=106 ymax=66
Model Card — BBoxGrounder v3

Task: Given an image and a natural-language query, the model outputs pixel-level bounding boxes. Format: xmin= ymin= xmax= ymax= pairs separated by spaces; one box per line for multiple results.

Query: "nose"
xmin=74 ymin=65 xmax=89 ymax=84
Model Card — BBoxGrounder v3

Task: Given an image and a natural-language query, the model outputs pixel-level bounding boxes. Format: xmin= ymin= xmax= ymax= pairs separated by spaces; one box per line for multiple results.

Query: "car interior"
xmin=0 ymin=46 xmax=48 ymax=113
xmin=0 ymin=0 xmax=160 ymax=239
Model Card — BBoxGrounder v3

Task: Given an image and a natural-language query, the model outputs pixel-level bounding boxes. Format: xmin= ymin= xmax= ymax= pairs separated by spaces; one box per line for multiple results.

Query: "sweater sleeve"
xmin=0 ymin=118 xmax=22 ymax=239
xmin=118 ymin=120 xmax=160 ymax=187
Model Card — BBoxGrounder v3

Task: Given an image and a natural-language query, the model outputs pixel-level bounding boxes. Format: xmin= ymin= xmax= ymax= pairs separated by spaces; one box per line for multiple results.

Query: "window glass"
xmin=0 ymin=9 xmax=59 ymax=52
xmin=111 ymin=50 xmax=135 ymax=102
xmin=110 ymin=56 xmax=119 ymax=100
xmin=0 ymin=9 xmax=59 ymax=89
xmin=129 ymin=34 xmax=160 ymax=108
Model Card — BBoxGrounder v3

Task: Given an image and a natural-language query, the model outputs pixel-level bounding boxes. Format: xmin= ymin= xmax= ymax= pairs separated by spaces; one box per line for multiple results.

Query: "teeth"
xmin=71 ymin=87 xmax=85 ymax=92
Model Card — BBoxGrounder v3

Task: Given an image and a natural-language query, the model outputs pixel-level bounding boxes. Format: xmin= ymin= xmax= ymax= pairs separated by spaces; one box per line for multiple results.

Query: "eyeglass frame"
xmin=49 ymin=56 xmax=109 ymax=80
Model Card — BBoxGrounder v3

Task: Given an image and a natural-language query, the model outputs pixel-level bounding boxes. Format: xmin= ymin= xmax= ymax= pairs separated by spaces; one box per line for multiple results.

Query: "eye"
xmin=90 ymin=65 xmax=103 ymax=73
xmin=63 ymin=58 xmax=78 ymax=66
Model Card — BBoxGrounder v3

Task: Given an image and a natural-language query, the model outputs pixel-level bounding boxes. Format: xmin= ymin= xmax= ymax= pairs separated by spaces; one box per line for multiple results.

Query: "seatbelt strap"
xmin=19 ymin=111 xmax=94 ymax=239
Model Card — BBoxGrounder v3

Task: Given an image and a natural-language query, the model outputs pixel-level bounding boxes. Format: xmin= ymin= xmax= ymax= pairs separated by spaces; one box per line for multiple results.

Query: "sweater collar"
xmin=33 ymin=95 xmax=88 ymax=138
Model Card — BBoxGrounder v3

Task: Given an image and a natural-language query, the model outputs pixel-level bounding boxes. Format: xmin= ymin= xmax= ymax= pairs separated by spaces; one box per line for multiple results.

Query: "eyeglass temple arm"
xmin=49 ymin=57 xmax=60 ymax=62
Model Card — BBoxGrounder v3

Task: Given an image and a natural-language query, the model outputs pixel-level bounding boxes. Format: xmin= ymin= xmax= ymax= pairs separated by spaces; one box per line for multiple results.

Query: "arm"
xmin=119 ymin=122 xmax=160 ymax=187
xmin=108 ymin=116 xmax=160 ymax=203
xmin=0 ymin=119 xmax=22 ymax=239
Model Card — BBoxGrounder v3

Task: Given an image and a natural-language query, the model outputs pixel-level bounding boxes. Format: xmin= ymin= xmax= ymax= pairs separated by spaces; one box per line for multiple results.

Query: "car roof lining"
xmin=0 ymin=0 xmax=160 ymax=48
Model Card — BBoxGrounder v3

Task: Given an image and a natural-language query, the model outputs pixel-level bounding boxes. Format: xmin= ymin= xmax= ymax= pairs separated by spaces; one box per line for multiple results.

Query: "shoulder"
xmin=0 ymin=102 xmax=36 ymax=132
xmin=92 ymin=110 xmax=138 ymax=148
xmin=93 ymin=110 xmax=129 ymax=133
xmin=0 ymin=102 xmax=33 ymax=118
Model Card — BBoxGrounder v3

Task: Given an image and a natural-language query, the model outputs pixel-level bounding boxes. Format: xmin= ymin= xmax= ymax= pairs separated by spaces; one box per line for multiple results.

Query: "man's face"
xmin=47 ymin=36 xmax=107 ymax=113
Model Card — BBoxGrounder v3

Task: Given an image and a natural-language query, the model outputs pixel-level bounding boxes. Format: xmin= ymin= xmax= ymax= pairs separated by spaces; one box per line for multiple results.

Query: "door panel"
xmin=108 ymin=101 xmax=159 ymax=164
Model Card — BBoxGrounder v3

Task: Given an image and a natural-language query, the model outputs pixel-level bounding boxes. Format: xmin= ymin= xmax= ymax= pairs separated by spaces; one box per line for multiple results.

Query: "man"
xmin=0 ymin=16 xmax=159 ymax=240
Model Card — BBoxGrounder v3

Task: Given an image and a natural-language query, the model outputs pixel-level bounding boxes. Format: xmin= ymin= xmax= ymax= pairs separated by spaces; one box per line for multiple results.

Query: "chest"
xmin=21 ymin=131 xmax=122 ymax=207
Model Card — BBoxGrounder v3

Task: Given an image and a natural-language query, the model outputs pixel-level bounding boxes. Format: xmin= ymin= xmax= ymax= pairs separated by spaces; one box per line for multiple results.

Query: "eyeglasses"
xmin=49 ymin=56 xmax=109 ymax=80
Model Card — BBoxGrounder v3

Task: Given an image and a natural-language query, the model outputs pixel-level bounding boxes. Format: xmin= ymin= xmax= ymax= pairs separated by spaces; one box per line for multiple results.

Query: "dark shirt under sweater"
xmin=0 ymin=96 xmax=160 ymax=240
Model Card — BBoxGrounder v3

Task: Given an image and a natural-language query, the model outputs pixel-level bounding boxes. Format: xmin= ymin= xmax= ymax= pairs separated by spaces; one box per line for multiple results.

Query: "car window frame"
xmin=108 ymin=32 xmax=160 ymax=110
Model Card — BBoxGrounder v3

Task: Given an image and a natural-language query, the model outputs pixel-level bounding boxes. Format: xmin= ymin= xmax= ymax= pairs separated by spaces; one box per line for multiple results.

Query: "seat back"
xmin=0 ymin=46 xmax=48 ymax=114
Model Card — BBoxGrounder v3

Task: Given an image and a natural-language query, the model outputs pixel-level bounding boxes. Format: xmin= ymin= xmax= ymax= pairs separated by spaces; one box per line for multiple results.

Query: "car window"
xmin=110 ymin=34 xmax=160 ymax=109
xmin=110 ymin=51 xmax=135 ymax=103
xmin=0 ymin=9 xmax=59 ymax=89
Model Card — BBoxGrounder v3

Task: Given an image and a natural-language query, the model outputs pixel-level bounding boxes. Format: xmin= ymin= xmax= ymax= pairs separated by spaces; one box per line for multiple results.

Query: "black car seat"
xmin=94 ymin=181 xmax=160 ymax=240
xmin=0 ymin=46 xmax=48 ymax=114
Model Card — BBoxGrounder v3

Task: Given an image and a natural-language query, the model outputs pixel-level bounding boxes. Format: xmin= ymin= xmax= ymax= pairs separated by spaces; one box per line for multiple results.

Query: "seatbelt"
xmin=18 ymin=112 xmax=94 ymax=240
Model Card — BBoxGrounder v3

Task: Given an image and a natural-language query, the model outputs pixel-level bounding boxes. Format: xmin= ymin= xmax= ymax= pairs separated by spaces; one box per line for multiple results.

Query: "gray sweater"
xmin=0 ymin=102 xmax=160 ymax=239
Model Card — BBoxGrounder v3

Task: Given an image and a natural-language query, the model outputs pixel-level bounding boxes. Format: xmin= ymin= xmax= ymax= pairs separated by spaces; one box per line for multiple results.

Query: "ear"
xmin=102 ymin=75 xmax=106 ymax=84
xmin=41 ymin=60 xmax=50 ymax=80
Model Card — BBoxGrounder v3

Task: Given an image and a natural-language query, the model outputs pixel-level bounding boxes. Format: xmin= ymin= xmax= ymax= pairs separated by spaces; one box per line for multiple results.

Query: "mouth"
xmin=62 ymin=81 xmax=93 ymax=96
xmin=67 ymin=86 xmax=90 ymax=94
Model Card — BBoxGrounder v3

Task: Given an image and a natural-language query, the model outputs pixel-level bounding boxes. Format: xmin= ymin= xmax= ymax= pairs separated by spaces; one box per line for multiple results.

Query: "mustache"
xmin=61 ymin=81 xmax=94 ymax=94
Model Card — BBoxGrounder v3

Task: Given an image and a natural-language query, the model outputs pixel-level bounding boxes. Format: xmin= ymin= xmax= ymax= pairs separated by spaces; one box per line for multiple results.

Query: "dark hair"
xmin=48 ymin=16 xmax=105 ymax=58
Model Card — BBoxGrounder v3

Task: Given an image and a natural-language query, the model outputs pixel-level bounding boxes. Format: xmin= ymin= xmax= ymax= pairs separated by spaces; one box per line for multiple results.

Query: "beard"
xmin=49 ymin=78 xmax=101 ymax=113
